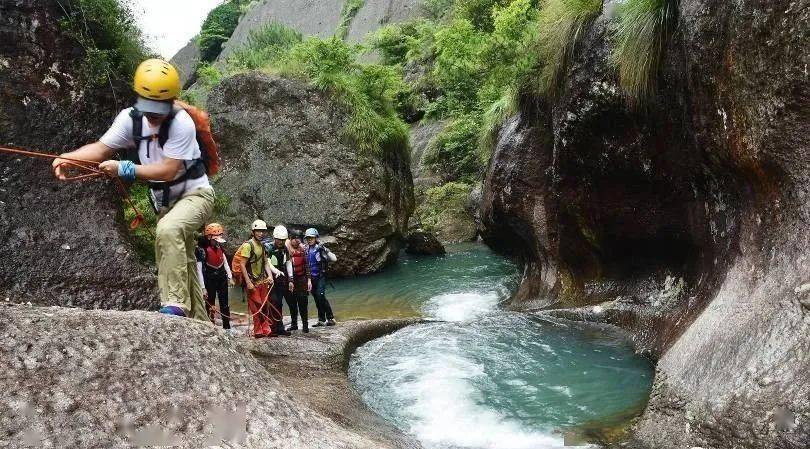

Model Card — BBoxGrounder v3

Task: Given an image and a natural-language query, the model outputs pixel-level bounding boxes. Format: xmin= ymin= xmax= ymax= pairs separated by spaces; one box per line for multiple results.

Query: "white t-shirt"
xmin=100 ymin=107 xmax=211 ymax=206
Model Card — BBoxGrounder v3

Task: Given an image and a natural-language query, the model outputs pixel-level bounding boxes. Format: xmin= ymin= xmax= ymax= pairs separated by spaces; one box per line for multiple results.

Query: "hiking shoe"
xmin=159 ymin=306 xmax=186 ymax=317
xmin=313 ymin=321 xmax=326 ymax=327
xmin=286 ymin=326 xmax=298 ymax=332
xmin=302 ymin=327 xmax=310 ymax=333
xmin=277 ymin=328 xmax=291 ymax=336
xmin=326 ymin=319 xmax=336 ymax=326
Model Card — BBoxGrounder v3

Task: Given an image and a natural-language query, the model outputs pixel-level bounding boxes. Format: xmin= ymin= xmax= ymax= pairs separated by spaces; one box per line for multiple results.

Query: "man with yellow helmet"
xmin=51 ymin=59 xmax=214 ymax=319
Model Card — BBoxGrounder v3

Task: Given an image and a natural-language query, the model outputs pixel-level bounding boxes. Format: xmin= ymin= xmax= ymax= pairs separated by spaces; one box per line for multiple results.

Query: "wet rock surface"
xmin=0 ymin=304 xmax=420 ymax=449
xmin=207 ymin=72 xmax=414 ymax=276
xmin=0 ymin=0 xmax=157 ymax=310
xmin=482 ymin=0 xmax=808 ymax=447
xmin=405 ymin=230 xmax=445 ymax=255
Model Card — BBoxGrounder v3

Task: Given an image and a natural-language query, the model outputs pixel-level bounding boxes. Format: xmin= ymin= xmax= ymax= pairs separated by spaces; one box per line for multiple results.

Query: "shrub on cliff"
xmin=416 ymin=182 xmax=476 ymax=242
xmin=198 ymin=0 xmax=251 ymax=63
xmin=425 ymin=115 xmax=482 ymax=182
xmin=228 ymin=22 xmax=303 ymax=71
xmin=57 ymin=0 xmax=147 ymax=87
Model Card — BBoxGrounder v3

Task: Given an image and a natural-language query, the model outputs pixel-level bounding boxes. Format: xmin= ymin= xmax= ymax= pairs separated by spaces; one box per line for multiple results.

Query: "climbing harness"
xmin=0 ymin=146 xmax=152 ymax=235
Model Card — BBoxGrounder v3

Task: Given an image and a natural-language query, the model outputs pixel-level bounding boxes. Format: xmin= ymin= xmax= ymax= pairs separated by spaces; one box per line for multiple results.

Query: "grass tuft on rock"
xmin=335 ymin=0 xmax=366 ymax=40
xmin=537 ymin=0 xmax=602 ymax=94
xmin=610 ymin=0 xmax=677 ymax=107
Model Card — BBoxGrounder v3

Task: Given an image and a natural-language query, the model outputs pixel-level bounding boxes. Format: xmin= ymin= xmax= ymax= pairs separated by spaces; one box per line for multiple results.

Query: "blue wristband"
xmin=118 ymin=160 xmax=136 ymax=182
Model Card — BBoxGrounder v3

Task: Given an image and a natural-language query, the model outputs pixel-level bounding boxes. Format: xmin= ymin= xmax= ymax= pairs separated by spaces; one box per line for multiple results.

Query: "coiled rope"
xmin=0 ymin=146 xmax=151 ymax=236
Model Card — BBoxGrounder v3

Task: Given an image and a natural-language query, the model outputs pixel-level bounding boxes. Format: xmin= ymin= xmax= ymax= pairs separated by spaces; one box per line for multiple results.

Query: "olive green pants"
xmin=155 ymin=187 xmax=214 ymax=320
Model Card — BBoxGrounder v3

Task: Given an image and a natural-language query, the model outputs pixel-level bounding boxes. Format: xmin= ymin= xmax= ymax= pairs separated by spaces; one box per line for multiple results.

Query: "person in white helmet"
xmin=235 ymin=220 xmax=283 ymax=338
xmin=267 ymin=225 xmax=293 ymax=336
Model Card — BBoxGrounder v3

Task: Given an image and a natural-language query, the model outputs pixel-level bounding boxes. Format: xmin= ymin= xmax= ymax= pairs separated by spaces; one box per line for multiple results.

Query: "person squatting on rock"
xmin=195 ymin=223 xmax=233 ymax=330
xmin=264 ymin=225 xmax=293 ymax=336
xmin=304 ymin=228 xmax=338 ymax=327
xmin=52 ymin=59 xmax=214 ymax=319
xmin=286 ymin=230 xmax=312 ymax=333
xmin=235 ymin=220 xmax=283 ymax=338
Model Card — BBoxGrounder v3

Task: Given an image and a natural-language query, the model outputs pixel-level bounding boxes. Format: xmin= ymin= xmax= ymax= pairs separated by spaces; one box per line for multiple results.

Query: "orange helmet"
xmin=204 ymin=223 xmax=226 ymax=242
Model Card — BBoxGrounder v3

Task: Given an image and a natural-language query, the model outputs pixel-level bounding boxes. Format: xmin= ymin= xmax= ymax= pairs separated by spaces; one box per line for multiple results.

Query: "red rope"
xmin=0 ymin=146 xmax=152 ymax=236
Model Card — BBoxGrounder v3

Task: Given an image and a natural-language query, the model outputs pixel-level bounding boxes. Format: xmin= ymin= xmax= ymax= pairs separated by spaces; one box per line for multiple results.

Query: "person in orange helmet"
xmin=196 ymin=223 xmax=234 ymax=330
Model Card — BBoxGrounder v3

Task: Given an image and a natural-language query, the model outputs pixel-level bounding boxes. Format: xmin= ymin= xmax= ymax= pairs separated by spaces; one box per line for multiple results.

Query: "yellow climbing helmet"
xmin=133 ymin=59 xmax=181 ymax=101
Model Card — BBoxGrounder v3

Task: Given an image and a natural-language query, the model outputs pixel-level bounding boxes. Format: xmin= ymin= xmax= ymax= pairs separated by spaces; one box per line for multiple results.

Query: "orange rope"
xmin=0 ymin=146 xmax=152 ymax=236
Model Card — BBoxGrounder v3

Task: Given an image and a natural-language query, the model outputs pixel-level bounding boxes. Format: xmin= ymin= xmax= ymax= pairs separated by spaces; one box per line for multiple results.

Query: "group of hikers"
xmin=51 ymin=58 xmax=336 ymax=337
xmin=196 ymin=221 xmax=337 ymax=337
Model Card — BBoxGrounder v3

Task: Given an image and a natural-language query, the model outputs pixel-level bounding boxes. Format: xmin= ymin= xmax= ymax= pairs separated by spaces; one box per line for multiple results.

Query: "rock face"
xmin=0 ymin=304 xmax=419 ymax=448
xmin=481 ymin=0 xmax=808 ymax=447
xmin=214 ymin=0 xmax=427 ymax=62
xmin=405 ymin=230 xmax=445 ymax=255
xmin=170 ymin=37 xmax=201 ymax=88
xmin=207 ymin=72 xmax=414 ymax=276
xmin=0 ymin=0 xmax=158 ymax=310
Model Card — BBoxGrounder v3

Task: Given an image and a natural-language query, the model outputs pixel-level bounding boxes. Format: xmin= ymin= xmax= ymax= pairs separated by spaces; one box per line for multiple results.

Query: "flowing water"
xmin=230 ymin=243 xmax=653 ymax=447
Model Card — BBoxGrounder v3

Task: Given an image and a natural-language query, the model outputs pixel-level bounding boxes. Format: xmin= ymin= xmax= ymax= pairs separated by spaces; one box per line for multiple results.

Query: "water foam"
xmin=389 ymin=337 xmax=567 ymax=448
xmin=389 ymin=291 xmax=578 ymax=449
xmin=423 ymin=291 xmax=500 ymax=322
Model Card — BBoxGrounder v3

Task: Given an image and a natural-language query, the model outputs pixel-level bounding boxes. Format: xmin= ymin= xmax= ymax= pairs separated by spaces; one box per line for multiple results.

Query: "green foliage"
xmin=199 ymin=1 xmax=244 ymax=62
xmin=417 ymin=181 xmax=473 ymax=234
xmin=429 ymin=19 xmax=484 ymax=117
xmin=228 ymin=22 xmax=302 ymax=71
xmin=453 ymin=0 xmax=512 ymax=31
xmin=196 ymin=62 xmax=224 ymax=89
xmin=537 ymin=0 xmax=602 ymax=94
xmin=335 ymin=0 xmax=366 ymax=40
xmin=122 ymin=184 xmax=157 ymax=264
xmin=57 ymin=0 xmax=148 ymax=87
xmin=425 ymin=115 xmax=483 ymax=182
xmin=422 ymin=0 xmax=455 ymax=20
xmin=611 ymin=0 xmax=677 ymax=107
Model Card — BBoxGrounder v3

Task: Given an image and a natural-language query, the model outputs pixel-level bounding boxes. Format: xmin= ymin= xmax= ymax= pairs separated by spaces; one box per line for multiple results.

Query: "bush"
xmin=429 ymin=19 xmax=484 ymax=117
xmin=537 ymin=0 xmax=602 ymax=94
xmin=453 ymin=0 xmax=513 ymax=31
xmin=425 ymin=115 xmax=482 ymax=182
xmin=199 ymin=1 xmax=244 ymax=62
xmin=611 ymin=0 xmax=677 ymax=107
xmin=417 ymin=181 xmax=474 ymax=237
xmin=228 ymin=22 xmax=302 ymax=71
xmin=57 ymin=0 xmax=148 ymax=87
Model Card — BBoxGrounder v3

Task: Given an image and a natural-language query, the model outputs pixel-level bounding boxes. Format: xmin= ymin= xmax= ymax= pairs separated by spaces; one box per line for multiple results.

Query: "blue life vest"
xmin=307 ymin=244 xmax=325 ymax=278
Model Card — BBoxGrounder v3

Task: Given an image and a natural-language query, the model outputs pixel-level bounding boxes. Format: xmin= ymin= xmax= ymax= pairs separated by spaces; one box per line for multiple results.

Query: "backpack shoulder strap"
xmin=127 ymin=109 xmax=145 ymax=163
